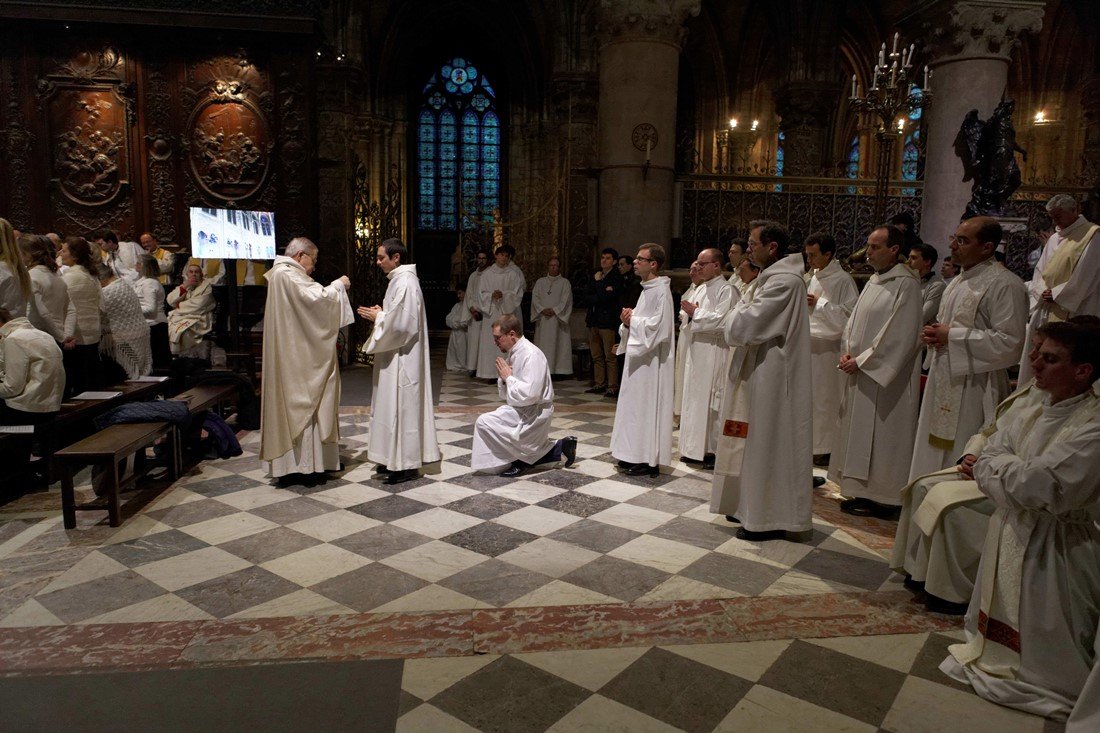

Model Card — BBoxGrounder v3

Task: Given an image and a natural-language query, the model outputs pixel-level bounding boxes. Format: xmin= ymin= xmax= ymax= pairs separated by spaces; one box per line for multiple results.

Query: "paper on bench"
xmin=0 ymin=425 xmax=34 ymax=433
xmin=72 ymin=391 xmax=123 ymax=400
xmin=129 ymin=376 xmax=169 ymax=382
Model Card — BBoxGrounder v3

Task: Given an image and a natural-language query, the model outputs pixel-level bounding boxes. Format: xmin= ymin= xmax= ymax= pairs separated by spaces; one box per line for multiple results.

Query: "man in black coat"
xmin=585 ymin=247 xmax=623 ymax=395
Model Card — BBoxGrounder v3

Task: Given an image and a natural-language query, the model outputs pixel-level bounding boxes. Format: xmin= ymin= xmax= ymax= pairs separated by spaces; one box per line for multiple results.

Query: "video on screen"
xmin=189 ymin=207 xmax=276 ymax=260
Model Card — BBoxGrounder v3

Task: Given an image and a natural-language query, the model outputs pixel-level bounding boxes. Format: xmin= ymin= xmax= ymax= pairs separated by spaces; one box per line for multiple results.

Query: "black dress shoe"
xmin=736 ymin=527 xmax=786 ymax=542
xmin=840 ymin=497 xmax=873 ymax=515
xmin=681 ymin=456 xmax=705 ymax=465
xmin=617 ymin=460 xmax=637 ymax=468
xmin=842 ymin=498 xmax=900 ymax=520
xmin=725 ymin=515 xmax=741 ymax=524
xmin=561 ymin=437 xmax=578 ymax=468
xmin=813 ymin=476 xmax=827 ymax=488
xmin=624 ymin=463 xmax=658 ymax=477
xmin=925 ymin=593 xmax=968 ymax=616
xmin=385 ymin=469 xmax=419 ymax=485
xmin=903 ymin=574 xmax=926 ymax=592
xmin=375 ymin=465 xmax=391 ymax=475
xmin=702 ymin=454 xmax=715 ymax=470
xmin=604 ymin=388 xmax=619 ymax=399
xmin=501 ymin=463 xmax=527 ymax=477
xmin=585 ymin=385 xmax=607 ymax=394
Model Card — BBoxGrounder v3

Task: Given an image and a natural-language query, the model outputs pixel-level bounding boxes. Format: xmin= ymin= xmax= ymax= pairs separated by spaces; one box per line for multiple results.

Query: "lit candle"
xmin=890 ymin=59 xmax=897 ymax=86
xmin=892 ymin=32 xmax=899 ymax=55
xmin=879 ymin=43 xmax=886 ymax=67
xmin=851 ymin=74 xmax=857 ymax=99
xmin=645 ymin=137 xmax=651 ymax=163
xmin=923 ymin=65 xmax=929 ymax=90
xmin=908 ymin=43 xmax=915 ymax=65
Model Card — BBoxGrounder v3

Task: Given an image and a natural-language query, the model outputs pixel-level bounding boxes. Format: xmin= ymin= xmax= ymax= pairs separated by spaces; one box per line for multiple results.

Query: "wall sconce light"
xmin=750 ymin=120 xmax=760 ymax=132
xmin=896 ymin=117 xmax=906 ymax=132
xmin=1034 ymin=110 xmax=1048 ymax=124
xmin=729 ymin=118 xmax=738 ymax=129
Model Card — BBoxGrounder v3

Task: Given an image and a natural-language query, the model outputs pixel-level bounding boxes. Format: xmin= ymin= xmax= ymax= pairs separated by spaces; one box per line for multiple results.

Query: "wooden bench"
xmin=170 ymin=382 xmax=239 ymax=416
xmin=56 ymin=422 xmax=180 ymax=528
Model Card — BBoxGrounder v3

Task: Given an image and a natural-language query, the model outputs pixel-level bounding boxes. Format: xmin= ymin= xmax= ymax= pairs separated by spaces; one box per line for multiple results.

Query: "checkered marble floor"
xmin=0 ymin=368 xmax=1062 ymax=731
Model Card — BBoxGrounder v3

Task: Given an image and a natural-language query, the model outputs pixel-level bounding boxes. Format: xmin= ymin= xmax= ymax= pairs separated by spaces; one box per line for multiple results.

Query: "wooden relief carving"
xmin=37 ymin=45 xmax=136 ymax=232
xmin=182 ymin=50 xmax=274 ymax=204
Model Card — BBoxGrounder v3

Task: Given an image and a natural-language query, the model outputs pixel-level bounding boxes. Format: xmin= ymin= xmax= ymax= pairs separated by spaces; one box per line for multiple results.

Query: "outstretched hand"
xmin=358 ymin=305 xmax=382 ymax=322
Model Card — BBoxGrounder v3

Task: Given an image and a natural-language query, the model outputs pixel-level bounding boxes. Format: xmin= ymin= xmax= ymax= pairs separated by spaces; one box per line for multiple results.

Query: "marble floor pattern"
xmin=0 ymin=368 xmax=1063 ymax=731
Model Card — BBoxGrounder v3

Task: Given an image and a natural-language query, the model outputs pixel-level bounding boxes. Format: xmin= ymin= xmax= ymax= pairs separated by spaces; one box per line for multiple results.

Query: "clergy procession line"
xmin=257 ymin=194 xmax=1100 ymax=730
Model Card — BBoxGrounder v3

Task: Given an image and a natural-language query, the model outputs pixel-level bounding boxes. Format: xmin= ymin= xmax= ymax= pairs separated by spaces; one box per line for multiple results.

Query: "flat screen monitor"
xmin=189 ymin=206 xmax=276 ymax=260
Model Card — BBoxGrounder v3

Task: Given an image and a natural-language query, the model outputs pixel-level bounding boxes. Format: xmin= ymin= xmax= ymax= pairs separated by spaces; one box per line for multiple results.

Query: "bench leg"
xmin=107 ymin=458 xmax=121 ymax=527
xmin=61 ymin=465 xmax=76 ymax=529
xmin=169 ymin=426 xmax=181 ymax=481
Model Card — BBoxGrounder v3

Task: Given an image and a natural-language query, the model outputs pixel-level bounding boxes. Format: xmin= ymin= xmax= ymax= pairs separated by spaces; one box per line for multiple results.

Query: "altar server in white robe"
xmin=530 ymin=256 xmax=573 ymax=376
xmin=710 ymin=221 xmax=814 ymax=541
xmin=804 ymin=232 xmax=858 ymax=460
xmin=892 ymin=373 xmax=1043 ymax=614
xmin=261 ymin=238 xmax=353 ymax=480
xmin=475 ymin=245 xmax=526 ymax=379
xmin=1019 ymin=194 xmax=1100 ymax=383
xmin=610 ymin=243 xmax=675 ymax=477
xmin=829 ymin=226 xmax=923 ymax=519
xmin=942 ymin=319 xmax=1100 ymax=722
xmin=444 ymin=288 xmax=471 ymax=372
xmin=673 ymin=262 xmax=701 ymax=417
xmin=472 ymin=314 xmax=577 ymax=476
xmin=679 ymin=249 xmax=732 ymax=467
xmin=464 ymin=251 xmax=490 ymax=374
xmin=358 ymin=239 xmax=441 ymax=485
xmin=909 ymin=216 xmax=1028 ymax=481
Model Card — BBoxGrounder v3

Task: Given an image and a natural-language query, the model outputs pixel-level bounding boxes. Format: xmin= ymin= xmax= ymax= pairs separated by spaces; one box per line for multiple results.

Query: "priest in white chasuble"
xmin=471 ymin=315 xmax=577 ymax=476
xmin=464 ymin=251 xmax=490 ymax=374
xmin=1019 ymin=194 xmax=1100 ymax=383
xmin=828 ymin=226 xmax=923 ymax=519
xmin=709 ymin=221 xmax=813 ymax=542
xmin=909 ymin=216 xmax=1028 ymax=481
xmin=358 ymin=239 xmax=441 ymax=486
xmin=804 ymin=232 xmax=859 ymax=461
xmin=673 ymin=262 xmax=701 ymax=418
xmin=444 ymin=288 xmax=471 ymax=372
xmin=610 ymin=243 xmax=675 ymax=477
xmin=475 ymin=244 xmax=526 ymax=379
xmin=941 ymin=319 xmax=1100 ymax=722
xmin=260 ymin=237 xmax=353 ymax=481
xmin=679 ymin=248 xmax=732 ymax=467
xmin=530 ymin=256 xmax=573 ymax=376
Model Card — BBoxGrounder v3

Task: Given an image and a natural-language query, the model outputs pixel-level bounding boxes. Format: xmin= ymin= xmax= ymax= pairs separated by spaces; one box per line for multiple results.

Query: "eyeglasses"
xmin=635 ymin=256 xmax=655 ymax=263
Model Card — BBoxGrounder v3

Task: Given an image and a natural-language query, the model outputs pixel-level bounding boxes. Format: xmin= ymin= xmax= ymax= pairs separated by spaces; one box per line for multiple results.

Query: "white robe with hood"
xmin=363 ymin=264 xmax=441 ymax=472
xmin=678 ymin=275 xmax=732 ymax=461
xmin=710 ymin=253 xmax=813 ymax=534
xmin=530 ymin=274 xmax=573 ymax=374
xmin=475 ymin=262 xmax=526 ymax=378
xmin=807 ymin=259 xmax=858 ymax=455
xmin=445 ymin=299 xmax=471 ymax=372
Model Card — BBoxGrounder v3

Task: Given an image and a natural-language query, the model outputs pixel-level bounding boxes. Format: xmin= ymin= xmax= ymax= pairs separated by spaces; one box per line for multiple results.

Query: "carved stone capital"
xmin=552 ymin=73 xmax=598 ymax=123
xmin=596 ymin=0 xmax=702 ymax=48
xmin=902 ymin=0 xmax=1045 ymax=64
xmin=775 ymin=80 xmax=842 ymax=132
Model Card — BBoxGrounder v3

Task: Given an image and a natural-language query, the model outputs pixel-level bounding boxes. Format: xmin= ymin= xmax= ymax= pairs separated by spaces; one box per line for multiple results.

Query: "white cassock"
xmin=710 ymin=254 xmax=813 ymax=534
xmin=465 ymin=268 xmax=485 ymax=372
xmin=921 ymin=273 xmax=947 ymax=325
xmin=261 ymin=256 xmax=354 ymax=477
xmin=530 ymin=274 xmax=573 ymax=375
xmin=471 ymin=336 xmax=555 ymax=472
xmin=673 ymin=283 xmax=698 ymax=416
xmin=1019 ymin=216 xmax=1100 ymax=383
xmin=892 ymin=383 xmax=1041 ymax=604
xmin=444 ymin=299 xmax=471 ymax=372
xmin=807 ymin=259 xmax=858 ymax=455
xmin=941 ymin=386 xmax=1100 ymax=721
xmin=1069 ymin=628 xmax=1100 ymax=732
xmin=828 ymin=263 xmax=923 ymax=506
xmin=475 ymin=263 xmax=526 ymax=378
xmin=678 ymin=275 xmax=732 ymax=461
xmin=610 ymin=276 xmax=675 ymax=467
xmin=909 ymin=258 xmax=1028 ymax=480
xmin=363 ymin=264 xmax=441 ymax=472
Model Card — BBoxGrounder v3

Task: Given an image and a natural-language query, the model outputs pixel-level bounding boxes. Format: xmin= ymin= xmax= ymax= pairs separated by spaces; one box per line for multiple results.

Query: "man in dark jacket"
xmin=585 ymin=247 xmax=623 ymax=394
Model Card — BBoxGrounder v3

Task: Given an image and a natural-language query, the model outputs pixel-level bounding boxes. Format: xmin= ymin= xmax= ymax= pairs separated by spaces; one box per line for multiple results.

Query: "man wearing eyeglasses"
xmin=710 ymin=220 xmax=814 ymax=542
xmin=609 ymin=244 xmax=675 ymax=477
xmin=261 ymin=237 xmax=354 ymax=484
xmin=678 ymin=248 xmax=732 ymax=469
xmin=907 ymin=216 xmax=1027 ymax=482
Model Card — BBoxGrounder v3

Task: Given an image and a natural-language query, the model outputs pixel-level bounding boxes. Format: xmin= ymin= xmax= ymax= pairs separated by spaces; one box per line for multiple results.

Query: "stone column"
xmin=1080 ymin=76 xmax=1100 ymax=220
xmin=553 ymin=73 xmax=598 ymax=278
xmin=596 ymin=0 xmax=700 ymax=253
xmin=906 ymin=0 xmax=1045 ymax=258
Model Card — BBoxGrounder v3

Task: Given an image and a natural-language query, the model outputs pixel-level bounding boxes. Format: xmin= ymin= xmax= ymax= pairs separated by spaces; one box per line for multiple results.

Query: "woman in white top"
xmin=167 ymin=263 xmax=215 ymax=356
xmin=136 ymin=254 xmax=170 ymax=368
xmin=95 ymin=262 xmax=152 ymax=381
xmin=18 ymin=234 xmax=77 ymax=346
xmin=0 ymin=217 xmax=31 ymax=319
xmin=59 ymin=236 xmax=103 ymax=394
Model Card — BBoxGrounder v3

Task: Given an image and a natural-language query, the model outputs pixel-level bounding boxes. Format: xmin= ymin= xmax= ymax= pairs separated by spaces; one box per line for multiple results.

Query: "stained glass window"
xmin=846 ymin=134 xmax=860 ymax=194
xmin=774 ymin=131 xmax=785 ymax=192
xmin=901 ymin=86 xmax=922 ymax=196
xmin=417 ymin=57 xmax=501 ymax=231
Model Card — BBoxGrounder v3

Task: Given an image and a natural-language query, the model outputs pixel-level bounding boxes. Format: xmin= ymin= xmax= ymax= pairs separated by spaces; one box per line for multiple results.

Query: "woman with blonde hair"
xmin=0 ymin=217 xmax=31 ymax=318
xmin=60 ymin=236 xmax=103 ymax=393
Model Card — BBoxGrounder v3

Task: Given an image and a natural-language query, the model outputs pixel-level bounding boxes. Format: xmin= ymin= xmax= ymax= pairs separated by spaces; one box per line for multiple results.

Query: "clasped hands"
xmin=680 ymin=300 xmax=697 ymax=318
xmin=838 ymin=354 xmax=859 ymax=374
xmin=620 ymin=307 xmax=633 ymax=326
xmin=495 ymin=356 xmax=513 ymax=380
xmin=920 ymin=323 xmax=950 ymax=349
xmin=957 ymin=453 xmax=978 ymax=479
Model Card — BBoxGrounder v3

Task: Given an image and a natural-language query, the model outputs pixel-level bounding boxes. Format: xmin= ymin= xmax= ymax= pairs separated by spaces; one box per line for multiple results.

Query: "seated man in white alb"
xmin=471 ymin=314 xmax=577 ymax=477
xmin=444 ymin=288 xmax=471 ymax=372
xmin=941 ymin=318 xmax=1100 ymax=723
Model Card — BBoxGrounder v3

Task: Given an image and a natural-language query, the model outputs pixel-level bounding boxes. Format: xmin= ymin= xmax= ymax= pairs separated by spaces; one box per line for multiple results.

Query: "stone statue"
xmin=954 ymin=99 xmax=1027 ymax=217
